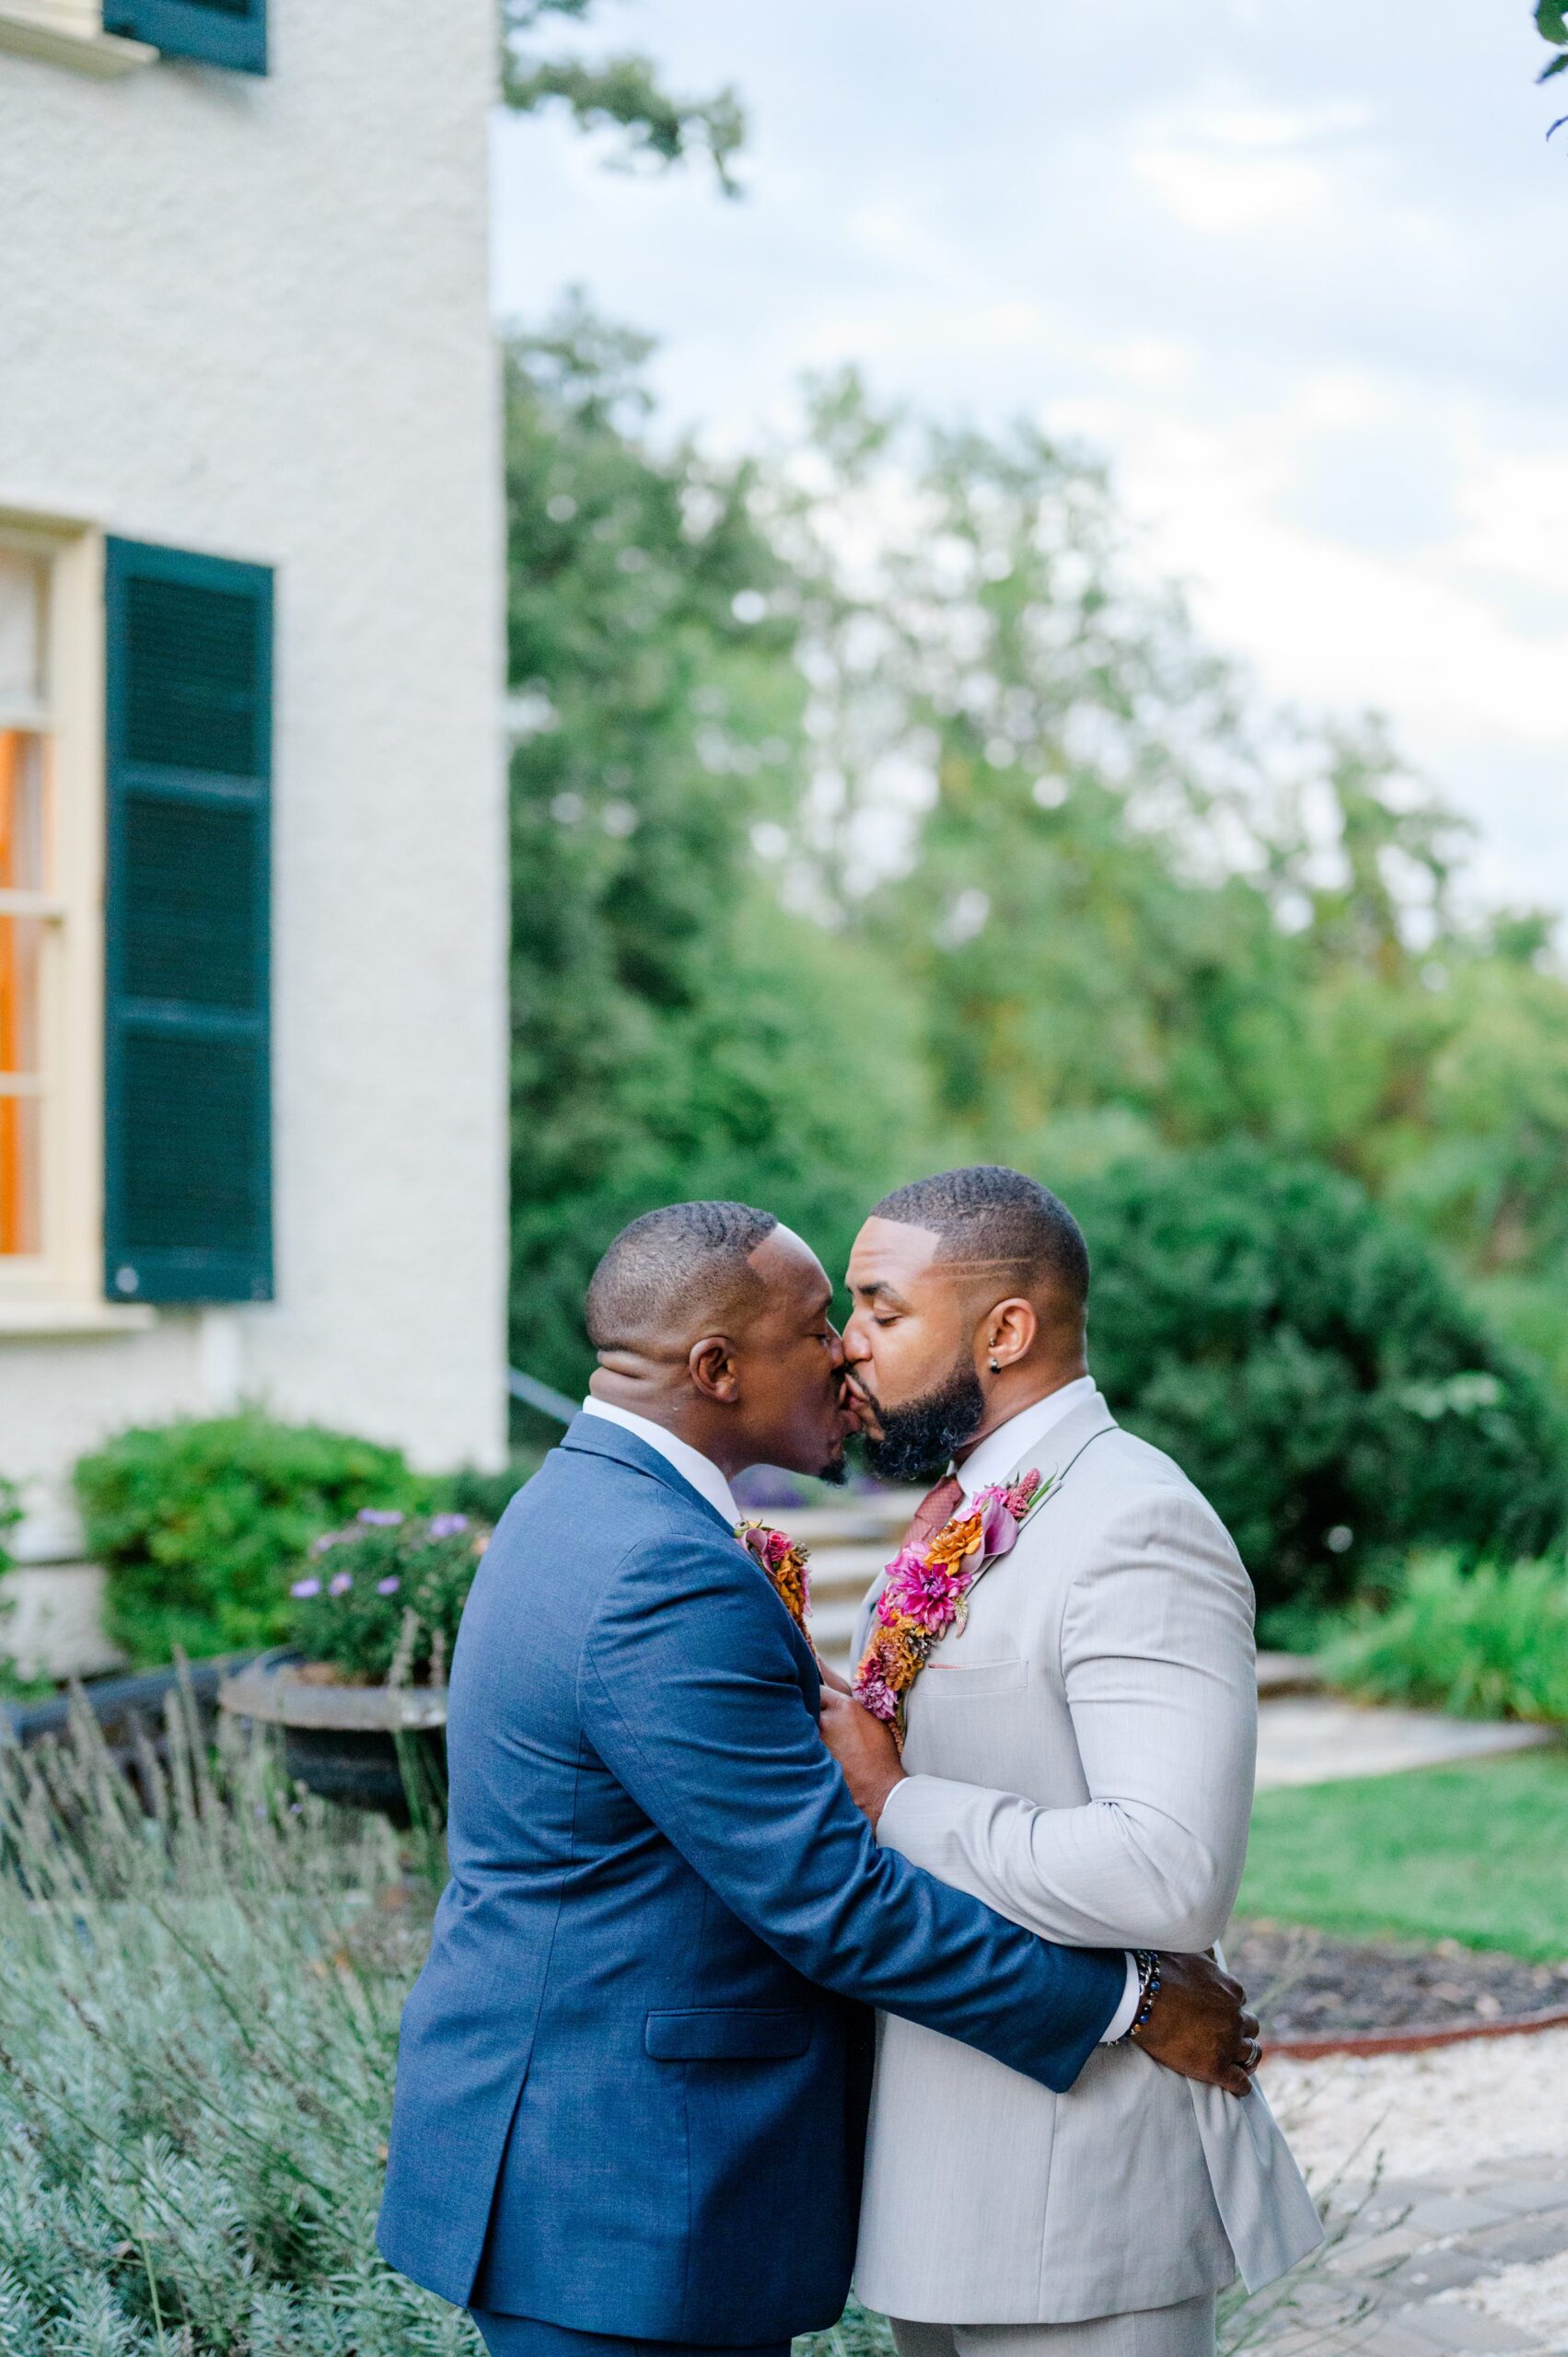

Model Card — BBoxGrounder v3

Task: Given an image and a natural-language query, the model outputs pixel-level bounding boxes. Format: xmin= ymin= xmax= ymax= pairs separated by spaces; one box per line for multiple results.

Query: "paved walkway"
xmin=1238 ymin=2153 xmax=1568 ymax=2356
xmin=1255 ymin=1700 xmax=1559 ymax=1791
xmin=1245 ymin=2029 xmax=1568 ymax=2357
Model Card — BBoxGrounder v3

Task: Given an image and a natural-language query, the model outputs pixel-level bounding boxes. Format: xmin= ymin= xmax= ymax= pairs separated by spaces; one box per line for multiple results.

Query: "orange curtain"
xmin=0 ymin=729 xmax=31 ymax=1252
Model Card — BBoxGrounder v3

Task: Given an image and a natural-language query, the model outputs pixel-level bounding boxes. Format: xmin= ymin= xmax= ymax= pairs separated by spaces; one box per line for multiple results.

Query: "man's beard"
xmin=857 ymin=1357 xmax=985 ymax=1484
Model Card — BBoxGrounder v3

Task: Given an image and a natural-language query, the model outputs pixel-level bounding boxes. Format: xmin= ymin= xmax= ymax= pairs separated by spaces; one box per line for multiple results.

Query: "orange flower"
xmin=928 ymin=1512 xmax=983 ymax=1567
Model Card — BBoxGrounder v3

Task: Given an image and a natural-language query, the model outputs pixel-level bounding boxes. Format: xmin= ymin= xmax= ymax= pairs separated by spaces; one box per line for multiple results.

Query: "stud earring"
xmin=988 ymin=1356 xmax=1001 ymax=1373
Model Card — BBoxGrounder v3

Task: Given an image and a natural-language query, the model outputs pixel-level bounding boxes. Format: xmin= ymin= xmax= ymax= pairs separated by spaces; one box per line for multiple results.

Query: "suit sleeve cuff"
xmin=1100 ymin=1954 xmax=1142 ymax=2043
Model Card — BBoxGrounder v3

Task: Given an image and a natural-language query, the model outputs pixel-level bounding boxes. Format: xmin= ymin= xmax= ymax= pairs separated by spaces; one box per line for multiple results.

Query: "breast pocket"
xmin=920 ymin=1657 xmax=1028 ymax=1699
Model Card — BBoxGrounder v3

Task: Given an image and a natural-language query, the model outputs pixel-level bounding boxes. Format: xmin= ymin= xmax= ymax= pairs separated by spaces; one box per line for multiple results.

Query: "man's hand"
xmin=1134 ymin=1951 xmax=1260 ymax=2097
xmin=820 ymin=1688 xmax=907 ymax=1831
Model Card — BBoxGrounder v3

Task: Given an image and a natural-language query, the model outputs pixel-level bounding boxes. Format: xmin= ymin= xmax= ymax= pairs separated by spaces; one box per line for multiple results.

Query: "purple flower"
xmin=427 ymin=1513 xmax=470 ymax=1540
xmin=289 ymin=1576 xmax=320 ymax=1600
xmin=976 ymin=1486 xmax=1021 ymax=1560
xmin=309 ymin=1532 xmax=342 ymax=1556
xmin=328 ymin=1571 xmax=354 ymax=1597
xmin=376 ymin=1575 xmax=401 ymax=1596
xmin=357 ymin=1507 xmax=404 ymax=1527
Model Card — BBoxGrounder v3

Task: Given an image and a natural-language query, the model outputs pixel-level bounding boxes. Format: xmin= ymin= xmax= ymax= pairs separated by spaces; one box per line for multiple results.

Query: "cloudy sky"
xmin=492 ymin=0 xmax=1567 ymax=917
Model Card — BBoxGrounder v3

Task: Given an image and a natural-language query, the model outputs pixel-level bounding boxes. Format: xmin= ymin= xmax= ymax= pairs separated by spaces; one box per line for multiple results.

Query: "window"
xmin=0 ymin=546 xmax=60 ymax=1265
xmin=0 ymin=523 xmax=114 ymax=1324
xmin=0 ymin=0 xmax=264 ymax=75
xmin=102 ymin=0 xmax=265 ymax=74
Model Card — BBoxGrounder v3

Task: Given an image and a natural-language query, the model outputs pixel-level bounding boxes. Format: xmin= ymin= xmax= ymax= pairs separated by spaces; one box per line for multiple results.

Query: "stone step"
xmin=778 ymin=1492 xmax=922 ymax=1545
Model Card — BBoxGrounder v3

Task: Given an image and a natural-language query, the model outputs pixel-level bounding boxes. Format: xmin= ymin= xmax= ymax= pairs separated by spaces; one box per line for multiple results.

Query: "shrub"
xmin=0 ymin=1471 xmax=18 ymax=1575
xmin=1318 ymin=1551 xmax=1568 ymax=1724
xmin=75 ymin=1413 xmax=423 ymax=1667
xmin=289 ymin=1510 xmax=488 ymax=1685
xmin=1073 ymin=1144 xmax=1568 ymax=1613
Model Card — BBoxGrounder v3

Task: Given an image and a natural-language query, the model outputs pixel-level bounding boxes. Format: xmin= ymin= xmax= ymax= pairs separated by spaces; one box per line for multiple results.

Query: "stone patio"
xmin=1243 ymin=2033 xmax=1568 ymax=2356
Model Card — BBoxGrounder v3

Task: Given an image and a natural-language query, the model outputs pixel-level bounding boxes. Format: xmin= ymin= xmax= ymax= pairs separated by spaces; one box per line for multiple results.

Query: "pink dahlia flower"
xmin=883 ymin=1556 xmax=968 ymax=1634
xmin=856 ymin=1673 xmax=900 ymax=1723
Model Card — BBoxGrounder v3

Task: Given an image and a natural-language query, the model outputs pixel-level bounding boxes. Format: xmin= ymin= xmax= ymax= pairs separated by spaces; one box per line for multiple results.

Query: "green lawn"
xmin=1237 ymin=1748 xmax=1568 ymax=1960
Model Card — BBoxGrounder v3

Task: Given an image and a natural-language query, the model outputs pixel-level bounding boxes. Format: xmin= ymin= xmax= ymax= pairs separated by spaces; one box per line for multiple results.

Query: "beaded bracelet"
xmin=1115 ymin=1949 xmax=1162 ymax=2045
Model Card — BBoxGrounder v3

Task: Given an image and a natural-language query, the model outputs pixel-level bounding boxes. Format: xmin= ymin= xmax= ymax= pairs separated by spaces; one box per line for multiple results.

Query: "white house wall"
xmin=0 ymin=0 xmax=508 ymax=1538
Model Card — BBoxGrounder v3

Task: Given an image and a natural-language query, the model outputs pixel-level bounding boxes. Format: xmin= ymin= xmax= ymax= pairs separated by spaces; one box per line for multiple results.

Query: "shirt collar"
xmin=580 ymin=1398 xmax=741 ymax=1530
xmin=952 ymin=1375 xmax=1101 ymax=1504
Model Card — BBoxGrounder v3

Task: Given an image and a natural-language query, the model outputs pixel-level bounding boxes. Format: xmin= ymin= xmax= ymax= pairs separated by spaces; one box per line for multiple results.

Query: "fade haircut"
xmin=586 ymin=1201 xmax=781 ymax=1353
xmin=870 ymin=1166 xmax=1089 ymax=1318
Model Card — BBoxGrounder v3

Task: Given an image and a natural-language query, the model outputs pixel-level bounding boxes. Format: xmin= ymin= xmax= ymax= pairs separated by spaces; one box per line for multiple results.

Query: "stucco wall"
xmin=0 ymin=0 xmax=508 ymax=1542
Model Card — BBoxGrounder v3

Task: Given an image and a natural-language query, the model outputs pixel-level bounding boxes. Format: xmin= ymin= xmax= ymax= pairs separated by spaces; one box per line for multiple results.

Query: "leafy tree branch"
xmin=502 ymin=0 xmax=746 ymax=192
xmin=1538 ymin=0 xmax=1568 ymax=136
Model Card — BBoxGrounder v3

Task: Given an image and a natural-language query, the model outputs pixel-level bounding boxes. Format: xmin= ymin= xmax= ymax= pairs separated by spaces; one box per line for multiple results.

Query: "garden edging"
xmin=1265 ymin=2001 xmax=1568 ymax=2061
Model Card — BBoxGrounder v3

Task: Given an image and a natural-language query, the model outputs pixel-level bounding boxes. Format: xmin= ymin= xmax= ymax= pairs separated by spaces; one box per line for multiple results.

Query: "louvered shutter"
xmin=103 ymin=539 xmax=273 ymax=1305
xmin=102 ymin=0 xmax=266 ymax=75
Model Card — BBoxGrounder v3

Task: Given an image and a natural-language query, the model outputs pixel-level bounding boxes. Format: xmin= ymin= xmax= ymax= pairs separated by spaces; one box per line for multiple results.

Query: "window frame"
xmin=0 ymin=517 xmax=147 ymax=1332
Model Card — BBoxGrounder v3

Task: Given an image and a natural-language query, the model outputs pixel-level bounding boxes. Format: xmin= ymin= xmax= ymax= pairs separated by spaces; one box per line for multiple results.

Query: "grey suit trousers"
xmin=890 ymin=2293 xmax=1215 ymax=2357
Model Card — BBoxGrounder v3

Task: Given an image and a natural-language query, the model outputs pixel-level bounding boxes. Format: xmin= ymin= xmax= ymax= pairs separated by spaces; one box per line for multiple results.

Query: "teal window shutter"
xmin=102 ymin=0 xmax=266 ymax=75
xmin=103 ymin=539 xmax=273 ymax=1306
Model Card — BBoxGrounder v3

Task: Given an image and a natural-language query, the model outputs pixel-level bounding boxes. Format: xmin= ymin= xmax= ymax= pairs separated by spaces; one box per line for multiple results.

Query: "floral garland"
xmin=737 ymin=1519 xmax=811 ymax=1634
xmin=854 ymin=1469 xmax=1052 ymax=1733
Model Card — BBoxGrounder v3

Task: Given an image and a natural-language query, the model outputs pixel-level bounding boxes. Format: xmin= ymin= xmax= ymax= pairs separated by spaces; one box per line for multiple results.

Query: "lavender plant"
xmin=0 ymin=1689 xmax=476 ymax=2354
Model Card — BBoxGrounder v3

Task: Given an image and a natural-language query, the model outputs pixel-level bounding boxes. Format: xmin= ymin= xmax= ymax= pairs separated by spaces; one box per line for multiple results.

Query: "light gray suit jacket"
xmin=851 ymin=1392 xmax=1323 ymax=2325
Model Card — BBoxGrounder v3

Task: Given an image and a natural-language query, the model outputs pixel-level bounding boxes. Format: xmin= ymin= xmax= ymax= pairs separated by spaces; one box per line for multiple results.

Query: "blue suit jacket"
xmin=377 ymin=1416 xmax=1123 ymax=2341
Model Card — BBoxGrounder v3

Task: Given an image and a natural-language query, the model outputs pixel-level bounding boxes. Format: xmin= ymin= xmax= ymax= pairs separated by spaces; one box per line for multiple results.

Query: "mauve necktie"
xmin=902 ymin=1472 xmax=965 ymax=1551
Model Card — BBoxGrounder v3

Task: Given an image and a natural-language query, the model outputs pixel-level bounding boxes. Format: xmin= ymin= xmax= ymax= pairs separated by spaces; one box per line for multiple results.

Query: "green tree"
xmin=1074 ymin=1145 xmax=1567 ymax=1619
xmin=505 ymin=308 xmax=935 ymax=1396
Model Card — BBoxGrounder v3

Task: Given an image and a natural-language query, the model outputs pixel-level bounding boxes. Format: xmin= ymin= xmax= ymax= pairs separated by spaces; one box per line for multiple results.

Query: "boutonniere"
xmin=853 ymin=1467 xmax=1054 ymax=1736
xmin=736 ymin=1519 xmax=811 ymax=1634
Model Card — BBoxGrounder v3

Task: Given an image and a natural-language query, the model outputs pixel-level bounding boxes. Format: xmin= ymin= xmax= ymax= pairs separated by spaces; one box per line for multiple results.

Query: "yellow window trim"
xmin=0 ymin=519 xmax=132 ymax=1329
xmin=0 ymin=3 xmax=154 ymax=74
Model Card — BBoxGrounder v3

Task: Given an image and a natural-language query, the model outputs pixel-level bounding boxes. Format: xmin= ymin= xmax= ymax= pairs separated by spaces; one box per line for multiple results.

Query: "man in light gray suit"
xmin=823 ymin=1167 xmax=1323 ymax=2357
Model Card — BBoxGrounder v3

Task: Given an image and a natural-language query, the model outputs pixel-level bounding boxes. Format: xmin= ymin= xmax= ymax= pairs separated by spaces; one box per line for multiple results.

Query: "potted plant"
xmin=218 ymin=1508 xmax=486 ymax=1818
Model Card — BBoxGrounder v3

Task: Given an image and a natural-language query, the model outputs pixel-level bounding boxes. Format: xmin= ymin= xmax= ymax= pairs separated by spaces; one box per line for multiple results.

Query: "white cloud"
xmin=490 ymin=0 xmax=1568 ymax=913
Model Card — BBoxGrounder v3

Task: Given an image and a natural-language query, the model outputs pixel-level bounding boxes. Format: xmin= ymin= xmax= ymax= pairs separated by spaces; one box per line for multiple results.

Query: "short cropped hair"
xmin=870 ymin=1166 xmax=1089 ymax=1315
xmin=586 ymin=1201 xmax=780 ymax=1353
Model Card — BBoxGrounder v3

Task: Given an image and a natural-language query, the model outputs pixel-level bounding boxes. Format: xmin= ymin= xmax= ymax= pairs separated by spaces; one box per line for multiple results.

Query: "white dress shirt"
xmin=911 ymin=1373 xmax=1141 ymax=2044
xmin=951 ymin=1374 xmax=1099 ymax=1504
xmin=580 ymin=1396 xmax=742 ymax=1528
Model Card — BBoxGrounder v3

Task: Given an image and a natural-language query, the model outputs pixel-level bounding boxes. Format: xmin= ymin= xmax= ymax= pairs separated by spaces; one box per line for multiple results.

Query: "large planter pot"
xmin=218 ymin=1651 xmax=447 ymax=1822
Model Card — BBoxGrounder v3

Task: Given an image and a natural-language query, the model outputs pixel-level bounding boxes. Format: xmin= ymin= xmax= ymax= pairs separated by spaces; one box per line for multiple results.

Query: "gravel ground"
xmin=1230 ymin=1921 xmax=1568 ymax=2038
xmin=1435 ymin=2247 xmax=1568 ymax=2339
xmin=1261 ymin=2024 xmax=1568 ymax=2184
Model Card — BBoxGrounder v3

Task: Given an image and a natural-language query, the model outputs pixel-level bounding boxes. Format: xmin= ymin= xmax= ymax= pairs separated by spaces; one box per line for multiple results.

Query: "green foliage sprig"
xmin=288 ymin=1511 xmax=487 ymax=1686
xmin=0 ymin=1471 xmax=19 ymax=1577
xmin=75 ymin=1413 xmax=422 ymax=1666
xmin=1320 ymin=1550 xmax=1568 ymax=1724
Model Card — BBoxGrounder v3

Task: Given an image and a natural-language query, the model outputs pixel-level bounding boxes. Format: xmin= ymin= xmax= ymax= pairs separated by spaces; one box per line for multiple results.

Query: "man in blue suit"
xmin=378 ymin=1203 xmax=1253 ymax=2357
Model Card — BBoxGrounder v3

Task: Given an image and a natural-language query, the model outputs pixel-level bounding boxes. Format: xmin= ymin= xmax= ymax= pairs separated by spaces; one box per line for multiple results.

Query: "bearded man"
xmin=378 ymin=1200 xmax=1258 ymax=2357
xmin=824 ymin=1166 xmax=1322 ymax=2357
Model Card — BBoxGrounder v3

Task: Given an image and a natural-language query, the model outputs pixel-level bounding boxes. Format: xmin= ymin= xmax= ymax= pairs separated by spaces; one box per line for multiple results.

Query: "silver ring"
xmin=1242 ymin=2038 xmax=1262 ymax=2072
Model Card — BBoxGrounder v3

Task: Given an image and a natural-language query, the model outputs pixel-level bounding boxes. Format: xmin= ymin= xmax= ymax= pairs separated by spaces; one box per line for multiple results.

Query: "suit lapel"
xmin=852 ymin=1394 xmax=1120 ymax=1661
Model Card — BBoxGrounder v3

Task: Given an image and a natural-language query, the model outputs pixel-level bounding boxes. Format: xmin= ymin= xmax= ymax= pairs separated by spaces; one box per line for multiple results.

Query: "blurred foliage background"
xmin=503 ymin=292 xmax=1568 ymax=1604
